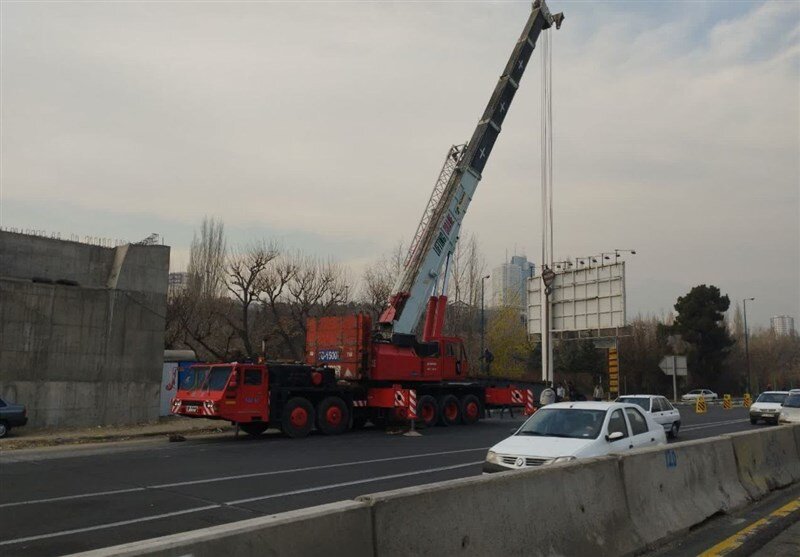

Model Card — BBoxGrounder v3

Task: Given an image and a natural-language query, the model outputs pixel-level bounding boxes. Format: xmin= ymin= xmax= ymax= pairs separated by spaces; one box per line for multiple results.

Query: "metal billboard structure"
xmin=528 ymin=262 xmax=627 ymax=339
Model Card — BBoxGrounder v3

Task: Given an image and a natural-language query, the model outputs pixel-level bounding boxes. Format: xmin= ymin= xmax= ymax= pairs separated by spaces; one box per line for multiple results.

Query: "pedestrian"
xmin=593 ymin=382 xmax=604 ymax=402
xmin=556 ymin=383 xmax=566 ymax=401
xmin=540 ymin=386 xmax=556 ymax=406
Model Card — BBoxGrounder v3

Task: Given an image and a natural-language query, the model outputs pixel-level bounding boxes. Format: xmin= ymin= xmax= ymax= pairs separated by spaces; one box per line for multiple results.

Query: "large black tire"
xmin=281 ymin=397 xmax=315 ymax=438
xmin=0 ymin=421 xmax=8 ymax=438
xmin=316 ymin=396 xmax=350 ymax=435
xmin=417 ymin=395 xmax=438 ymax=428
xmin=240 ymin=422 xmax=269 ymax=437
xmin=438 ymin=394 xmax=461 ymax=426
xmin=460 ymin=394 xmax=481 ymax=425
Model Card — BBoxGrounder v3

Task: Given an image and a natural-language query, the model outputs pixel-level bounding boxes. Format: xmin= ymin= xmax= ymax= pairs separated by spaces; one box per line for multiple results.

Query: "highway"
xmin=0 ymin=406 xmax=758 ymax=556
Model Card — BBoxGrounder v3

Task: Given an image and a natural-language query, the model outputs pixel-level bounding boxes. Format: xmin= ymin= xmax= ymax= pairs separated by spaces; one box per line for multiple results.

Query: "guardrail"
xmin=70 ymin=424 xmax=800 ymax=557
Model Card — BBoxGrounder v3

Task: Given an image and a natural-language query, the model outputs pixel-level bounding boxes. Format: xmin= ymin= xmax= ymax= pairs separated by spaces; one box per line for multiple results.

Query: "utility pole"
xmin=743 ymin=297 xmax=754 ymax=394
xmin=480 ymin=274 xmax=490 ymax=373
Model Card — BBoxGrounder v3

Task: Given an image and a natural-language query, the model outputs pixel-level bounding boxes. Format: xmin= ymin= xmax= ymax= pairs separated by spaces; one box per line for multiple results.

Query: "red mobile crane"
xmin=172 ymin=1 xmax=563 ymax=437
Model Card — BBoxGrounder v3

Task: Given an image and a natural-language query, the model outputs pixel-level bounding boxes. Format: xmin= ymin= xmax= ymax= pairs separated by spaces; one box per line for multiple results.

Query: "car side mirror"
xmin=606 ymin=431 xmax=624 ymax=442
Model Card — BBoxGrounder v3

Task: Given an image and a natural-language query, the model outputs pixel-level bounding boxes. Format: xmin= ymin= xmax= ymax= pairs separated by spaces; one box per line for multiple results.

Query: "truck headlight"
xmin=486 ymin=450 xmax=501 ymax=464
xmin=553 ymin=456 xmax=576 ymax=464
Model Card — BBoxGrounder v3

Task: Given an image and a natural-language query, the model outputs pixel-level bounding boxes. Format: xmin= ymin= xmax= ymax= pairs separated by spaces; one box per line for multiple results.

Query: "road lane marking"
xmin=0 ymin=447 xmax=488 ymax=509
xmin=225 ymin=461 xmax=483 ymax=505
xmin=681 ymin=419 xmax=749 ymax=432
xmin=698 ymin=497 xmax=800 ymax=556
xmin=0 ymin=461 xmax=482 ymax=546
xmin=0 ymin=505 xmax=220 ymax=547
xmin=0 ymin=487 xmax=146 ymax=509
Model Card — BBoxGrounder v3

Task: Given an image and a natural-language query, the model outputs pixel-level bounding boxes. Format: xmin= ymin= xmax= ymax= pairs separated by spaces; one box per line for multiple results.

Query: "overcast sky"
xmin=2 ymin=1 xmax=798 ymax=328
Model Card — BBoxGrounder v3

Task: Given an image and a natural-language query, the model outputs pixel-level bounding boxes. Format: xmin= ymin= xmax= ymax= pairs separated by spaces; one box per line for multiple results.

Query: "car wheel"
xmin=281 ymin=397 xmax=315 ymax=438
xmin=316 ymin=396 xmax=350 ymax=436
xmin=417 ymin=395 xmax=438 ymax=428
xmin=438 ymin=394 xmax=461 ymax=426
xmin=240 ymin=422 xmax=269 ymax=436
xmin=460 ymin=394 xmax=481 ymax=425
xmin=769 ymin=418 xmax=779 ymax=426
xmin=0 ymin=421 xmax=8 ymax=438
xmin=668 ymin=422 xmax=679 ymax=439
xmin=750 ymin=417 xmax=758 ymax=425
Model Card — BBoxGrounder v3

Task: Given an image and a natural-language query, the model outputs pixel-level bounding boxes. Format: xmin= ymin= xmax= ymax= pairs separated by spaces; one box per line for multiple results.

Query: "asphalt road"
xmin=0 ymin=406 xmax=757 ymax=556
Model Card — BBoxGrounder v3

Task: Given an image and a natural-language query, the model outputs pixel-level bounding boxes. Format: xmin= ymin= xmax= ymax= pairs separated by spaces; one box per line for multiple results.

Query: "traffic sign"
xmin=659 ymin=356 xmax=687 ymax=377
xmin=608 ymin=348 xmax=619 ymax=395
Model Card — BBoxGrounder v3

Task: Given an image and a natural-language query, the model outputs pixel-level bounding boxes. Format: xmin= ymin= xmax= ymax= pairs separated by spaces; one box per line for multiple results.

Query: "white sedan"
xmin=681 ymin=389 xmax=718 ymax=402
xmin=779 ymin=392 xmax=800 ymax=424
xmin=750 ymin=391 xmax=789 ymax=425
xmin=483 ymin=401 xmax=667 ymax=473
xmin=617 ymin=395 xmax=682 ymax=438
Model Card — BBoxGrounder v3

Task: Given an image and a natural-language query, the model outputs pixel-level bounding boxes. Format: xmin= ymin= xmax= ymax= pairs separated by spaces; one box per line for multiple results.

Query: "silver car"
xmin=617 ymin=395 xmax=682 ymax=438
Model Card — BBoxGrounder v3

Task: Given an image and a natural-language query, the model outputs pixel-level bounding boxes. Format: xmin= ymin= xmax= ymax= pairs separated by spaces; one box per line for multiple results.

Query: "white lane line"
xmin=682 ymin=419 xmax=749 ymax=431
xmin=226 ymin=461 xmax=483 ymax=505
xmin=0 ymin=487 xmax=146 ymax=509
xmin=0 ymin=447 xmax=488 ymax=509
xmin=0 ymin=505 xmax=220 ymax=547
xmin=0 ymin=461 xmax=482 ymax=546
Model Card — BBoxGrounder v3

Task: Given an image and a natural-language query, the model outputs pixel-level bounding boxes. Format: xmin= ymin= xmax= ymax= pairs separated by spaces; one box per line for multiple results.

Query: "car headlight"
xmin=486 ymin=450 xmax=501 ymax=464
xmin=553 ymin=456 xmax=576 ymax=464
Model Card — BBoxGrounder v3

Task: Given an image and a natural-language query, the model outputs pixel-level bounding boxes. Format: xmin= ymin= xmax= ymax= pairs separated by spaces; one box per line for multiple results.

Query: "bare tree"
xmin=187 ymin=217 xmax=227 ymax=299
xmin=226 ymin=240 xmax=280 ymax=357
xmin=360 ymin=240 xmax=405 ymax=320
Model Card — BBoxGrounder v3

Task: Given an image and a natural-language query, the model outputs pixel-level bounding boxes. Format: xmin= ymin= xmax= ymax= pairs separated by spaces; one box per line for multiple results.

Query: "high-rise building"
xmin=491 ymin=255 xmax=535 ymax=309
xmin=770 ymin=315 xmax=795 ymax=336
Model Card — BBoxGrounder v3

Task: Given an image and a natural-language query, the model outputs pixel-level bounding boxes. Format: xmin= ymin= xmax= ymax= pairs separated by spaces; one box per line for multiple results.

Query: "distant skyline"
xmin=2 ymin=1 xmax=798 ymax=328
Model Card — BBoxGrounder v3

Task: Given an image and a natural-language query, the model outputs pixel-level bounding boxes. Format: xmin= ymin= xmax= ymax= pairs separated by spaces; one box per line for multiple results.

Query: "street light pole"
xmin=481 ymin=274 xmax=490 ymax=374
xmin=743 ymin=297 xmax=754 ymax=394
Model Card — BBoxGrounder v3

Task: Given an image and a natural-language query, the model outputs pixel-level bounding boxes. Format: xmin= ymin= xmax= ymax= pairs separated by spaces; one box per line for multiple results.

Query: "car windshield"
xmin=178 ymin=366 xmax=209 ymax=391
xmin=515 ymin=408 xmax=607 ymax=440
xmin=201 ymin=366 xmax=233 ymax=392
xmin=783 ymin=394 xmax=800 ymax=408
xmin=618 ymin=397 xmax=649 ymax=411
xmin=756 ymin=393 xmax=787 ymax=404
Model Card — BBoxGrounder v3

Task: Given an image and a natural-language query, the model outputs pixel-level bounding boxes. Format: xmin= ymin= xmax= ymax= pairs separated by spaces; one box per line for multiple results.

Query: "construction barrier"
xmin=743 ymin=393 xmax=752 ymax=408
xmin=729 ymin=427 xmax=800 ymax=500
xmin=695 ymin=394 xmax=707 ymax=414
xmin=620 ymin=437 xmax=748 ymax=547
xmin=70 ymin=425 xmax=800 ymax=557
xmin=723 ymin=394 xmax=732 ymax=409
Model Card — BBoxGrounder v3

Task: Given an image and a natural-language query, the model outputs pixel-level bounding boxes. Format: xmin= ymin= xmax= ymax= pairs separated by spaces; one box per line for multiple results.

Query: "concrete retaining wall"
xmin=67 ymin=425 xmax=800 ymax=557
xmin=0 ymin=231 xmax=169 ymax=427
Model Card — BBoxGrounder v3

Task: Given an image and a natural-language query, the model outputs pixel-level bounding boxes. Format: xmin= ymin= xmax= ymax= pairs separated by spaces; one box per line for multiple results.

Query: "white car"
xmin=779 ymin=392 xmax=800 ymax=424
xmin=681 ymin=389 xmax=718 ymax=402
xmin=750 ymin=391 xmax=789 ymax=425
xmin=617 ymin=395 xmax=682 ymax=438
xmin=483 ymin=401 xmax=667 ymax=473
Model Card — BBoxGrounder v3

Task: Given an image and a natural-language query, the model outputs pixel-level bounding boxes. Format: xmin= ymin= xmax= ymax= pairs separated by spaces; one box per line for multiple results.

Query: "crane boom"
xmin=380 ymin=0 xmax=563 ymax=336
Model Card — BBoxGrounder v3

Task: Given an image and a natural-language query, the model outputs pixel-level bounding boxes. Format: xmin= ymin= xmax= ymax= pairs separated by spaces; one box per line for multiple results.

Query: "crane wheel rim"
xmin=421 ymin=403 xmax=436 ymax=423
xmin=325 ymin=406 xmax=342 ymax=426
xmin=465 ymin=401 xmax=479 ymax=420
xmin=290 ymin=407 xmax=308 ymax=428
xmin=444 ymin=402 xmax=459 ymax=421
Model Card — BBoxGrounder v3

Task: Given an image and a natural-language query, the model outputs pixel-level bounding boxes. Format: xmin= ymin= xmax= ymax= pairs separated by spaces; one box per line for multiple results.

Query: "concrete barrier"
xmin=620 ymin=437 xmax=748 ymax=548
xmin=357 ymin=456 xmax=643 ymax=557
xmin=69 ymin=501 xmax=374 ymax=557
xmin=730 ymin=425 xmax=800 ymax=500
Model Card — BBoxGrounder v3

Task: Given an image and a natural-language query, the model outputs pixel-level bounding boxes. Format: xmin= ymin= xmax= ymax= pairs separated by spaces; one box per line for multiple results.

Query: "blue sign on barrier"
xmin=665 ymin=449 xmax=678 ymax=468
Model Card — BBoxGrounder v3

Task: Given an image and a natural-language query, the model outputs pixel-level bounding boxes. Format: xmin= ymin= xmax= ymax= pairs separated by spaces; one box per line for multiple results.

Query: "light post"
xmin=481 ymin=274 xmax=490 ymax=374
xmin=614 ymin=249 xmax=637 ymax=263
xmin=743 ymin=297 xmax=755 ymax=394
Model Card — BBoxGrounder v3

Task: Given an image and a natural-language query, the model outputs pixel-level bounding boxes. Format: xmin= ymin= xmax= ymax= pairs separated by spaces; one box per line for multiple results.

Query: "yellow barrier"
xmin=743 ymin=393 xmax=752 ymax=408
xmin=723 ymin=395 xmax=732 ymax=410
xmin=695 ymin=395 xmax=707 ymax=414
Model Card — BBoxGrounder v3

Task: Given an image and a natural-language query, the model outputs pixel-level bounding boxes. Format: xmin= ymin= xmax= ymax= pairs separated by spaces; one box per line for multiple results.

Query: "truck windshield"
xmin=178 ymin=366 xmax=209 ymax=391
xmin=756 ymin=393 xmax=787 ymax=404
xmin=201 ymin=366 xmax=233 ymax=392
xmin=515 ymin=408 xmax=606 ymax=440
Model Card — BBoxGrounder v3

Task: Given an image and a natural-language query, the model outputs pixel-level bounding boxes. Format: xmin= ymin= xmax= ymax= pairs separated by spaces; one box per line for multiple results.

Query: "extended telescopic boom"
xmin=379 ymin=0 xmax=563 ymax=336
